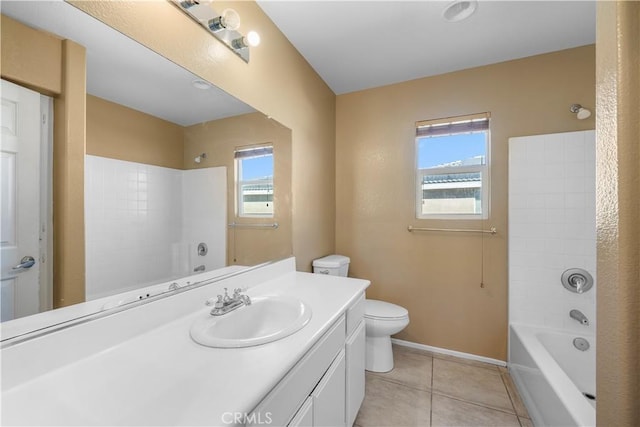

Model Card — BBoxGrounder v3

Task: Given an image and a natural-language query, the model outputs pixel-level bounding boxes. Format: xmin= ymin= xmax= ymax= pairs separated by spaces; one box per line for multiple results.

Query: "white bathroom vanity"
xmin=1 ymin=257 xmax=369 ymax=426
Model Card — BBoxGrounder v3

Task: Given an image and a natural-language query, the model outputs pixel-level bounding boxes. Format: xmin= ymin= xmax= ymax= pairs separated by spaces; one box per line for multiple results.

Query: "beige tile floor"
xmin=355 ymin=345 xmax=532 ymax=427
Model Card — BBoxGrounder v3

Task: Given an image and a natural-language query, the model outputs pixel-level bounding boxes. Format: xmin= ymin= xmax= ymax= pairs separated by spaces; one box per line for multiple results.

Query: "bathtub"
xmin=509 ymin=324 xmax=595 ymax=427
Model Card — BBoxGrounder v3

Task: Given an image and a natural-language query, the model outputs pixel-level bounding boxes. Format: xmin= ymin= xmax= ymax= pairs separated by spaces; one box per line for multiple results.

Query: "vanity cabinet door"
xmin=311 ymin=349 xmax=346 ymax=427
xmin=288 ymin=396 xmax=313 ymax=427
xmin=248 ymin=317 xmax=345 ymax=427
xmin=345 ymin=320 xmax=365 ymax=426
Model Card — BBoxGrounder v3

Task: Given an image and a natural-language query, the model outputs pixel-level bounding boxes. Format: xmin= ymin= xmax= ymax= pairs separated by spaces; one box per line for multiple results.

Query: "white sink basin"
xmin=190 ymin=295 xmax=312 ymax=348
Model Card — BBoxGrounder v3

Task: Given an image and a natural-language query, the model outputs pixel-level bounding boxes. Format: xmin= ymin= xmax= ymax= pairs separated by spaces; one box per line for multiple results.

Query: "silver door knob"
xmin=12 ymin=256 xmax=36 ymax=270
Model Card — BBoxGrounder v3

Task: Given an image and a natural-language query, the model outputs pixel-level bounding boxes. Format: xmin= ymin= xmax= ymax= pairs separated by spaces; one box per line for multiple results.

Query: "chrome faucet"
xmin=569 ymin=309 xmax=589 ymax=326
xmin=207 ymin=288 xmax=251 ymax=316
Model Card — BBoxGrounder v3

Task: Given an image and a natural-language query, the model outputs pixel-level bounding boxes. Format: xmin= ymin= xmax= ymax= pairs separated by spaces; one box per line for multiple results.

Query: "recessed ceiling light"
xmin=192 ymin=79 xmax=211 ymax=90
xmin=442 ymin=0 xmax=478 ymax=22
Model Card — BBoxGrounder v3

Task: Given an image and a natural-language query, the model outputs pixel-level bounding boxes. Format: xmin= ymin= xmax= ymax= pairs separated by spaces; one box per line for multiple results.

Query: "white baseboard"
xmin=391 ymin=338 xmax=507 ymax=367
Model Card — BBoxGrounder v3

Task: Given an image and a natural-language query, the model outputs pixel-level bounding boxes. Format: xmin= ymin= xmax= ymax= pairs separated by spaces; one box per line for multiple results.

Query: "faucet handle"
xmin=233 ymin=288 xmax=242 ymax=298
xmin=223 ymin=288 xmax=231 ymax=302
xmin=214 ymin=295 xmax=224 ymax=308
xmin=205 ymin=295 xmax=224 ymax=307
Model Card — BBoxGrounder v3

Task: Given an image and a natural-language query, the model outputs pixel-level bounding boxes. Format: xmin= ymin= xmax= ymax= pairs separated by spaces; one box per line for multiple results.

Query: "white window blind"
xmin=234 ymin=146 xmax=273 ymax=159
xmin=416 ymin=112 xmax=490 ymax=138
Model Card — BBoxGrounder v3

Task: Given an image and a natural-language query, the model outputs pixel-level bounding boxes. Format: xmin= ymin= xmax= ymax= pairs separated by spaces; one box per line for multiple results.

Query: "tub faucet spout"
xmin=569 ymin=309 xmax=589 ymax=326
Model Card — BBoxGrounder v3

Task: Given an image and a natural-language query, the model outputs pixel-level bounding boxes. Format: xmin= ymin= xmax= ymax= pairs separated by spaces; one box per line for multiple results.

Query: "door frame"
xmin=39 ymin=95 xmax=54 ymax=312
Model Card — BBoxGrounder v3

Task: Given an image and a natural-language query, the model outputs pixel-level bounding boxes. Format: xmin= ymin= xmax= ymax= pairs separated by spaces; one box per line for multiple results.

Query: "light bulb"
xmin=221 ymin=9 xmax=240 ymax=30
xmin=208 ymin=8 xmax=240 ymax=32
xmin=231 ymin=32 xmax=260 ymax=50
xmin=246 ymin=31 xmax=261 ymax=47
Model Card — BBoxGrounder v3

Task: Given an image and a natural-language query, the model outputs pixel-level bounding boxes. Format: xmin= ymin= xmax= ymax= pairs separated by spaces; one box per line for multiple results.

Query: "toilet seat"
xmin=365 ymin=299 xmax=409 ymax=320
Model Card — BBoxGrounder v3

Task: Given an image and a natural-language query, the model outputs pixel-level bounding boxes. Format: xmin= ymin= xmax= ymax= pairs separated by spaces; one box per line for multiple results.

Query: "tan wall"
xmin=72 ymin=0 xmax=336 ymax=272
xmin=595 ymin=2 xmax=640 ymax=425
xmin=336 ymin=46 xmax=596 ymax=361
xmin=52 ymin=40 xmax=86 ymax=308
xmin=1 ymin=15 xmax=62 ymax=95
xmin=184 ymin=113 xmax=293 ymax=266
xmin=86 ymin=95 xmax=184 ymax=169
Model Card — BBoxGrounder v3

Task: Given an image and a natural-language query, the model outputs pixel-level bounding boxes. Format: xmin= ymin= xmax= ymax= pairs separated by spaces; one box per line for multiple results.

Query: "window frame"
xmin=235 ymin=145 xmax=274 ymax=218
xmin=414 ymin=114 xmax=490 ymax=220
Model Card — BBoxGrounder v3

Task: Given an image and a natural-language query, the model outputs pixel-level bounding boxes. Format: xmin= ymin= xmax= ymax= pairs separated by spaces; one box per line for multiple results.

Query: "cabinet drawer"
xmin=249 ymin=315 xmax=346 ymax=426
xmin=346 ymin=293 xmax=365 ymax=337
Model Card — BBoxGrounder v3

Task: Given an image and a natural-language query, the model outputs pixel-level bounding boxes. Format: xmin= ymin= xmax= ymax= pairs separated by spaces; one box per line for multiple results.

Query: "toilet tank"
xmin=312 ymin=255 xmax=350 ymax=277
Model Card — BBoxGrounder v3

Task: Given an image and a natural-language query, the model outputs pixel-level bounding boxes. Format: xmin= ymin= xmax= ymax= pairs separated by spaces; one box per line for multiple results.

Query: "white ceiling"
xmin=257 ymin=1 xmax=596 ymax=94
xmin=1 ymin=1 xmax=255 ymax=126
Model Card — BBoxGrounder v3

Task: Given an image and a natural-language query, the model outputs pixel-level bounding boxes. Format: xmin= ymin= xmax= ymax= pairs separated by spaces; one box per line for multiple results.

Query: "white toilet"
xmin=312 ymin=255 xmax=410 ymax=373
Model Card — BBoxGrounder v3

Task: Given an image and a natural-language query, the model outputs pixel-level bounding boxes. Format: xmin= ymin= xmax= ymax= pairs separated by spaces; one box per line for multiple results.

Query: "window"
xmin=415 ymin=113 xmax=490 ymax=219
xmin=235 ymin=145 xmax=274 ymax=217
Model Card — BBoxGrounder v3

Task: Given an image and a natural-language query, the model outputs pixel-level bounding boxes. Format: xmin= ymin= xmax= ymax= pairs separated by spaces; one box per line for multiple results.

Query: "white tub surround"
xmin=508 ymin=130 xmax=596 ymax=332
xmin=508 ymin=130 xmax=596 ymax=427
xmin=1 ymin=258 xmax=369 ymax=426
xmin=85 ymin=156 xmax=227 ymax=300
xmin=510 ymin=324 xmax=595 ymax=427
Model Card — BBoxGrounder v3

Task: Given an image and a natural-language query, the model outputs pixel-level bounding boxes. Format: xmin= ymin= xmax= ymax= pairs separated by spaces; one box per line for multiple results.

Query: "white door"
xmin=1 ymin=79 xmax=42 ymax=321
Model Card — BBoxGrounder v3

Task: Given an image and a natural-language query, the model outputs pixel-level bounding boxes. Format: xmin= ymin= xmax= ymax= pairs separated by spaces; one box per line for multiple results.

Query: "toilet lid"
xmin=365 ymin=299 xmax=409 ymax=320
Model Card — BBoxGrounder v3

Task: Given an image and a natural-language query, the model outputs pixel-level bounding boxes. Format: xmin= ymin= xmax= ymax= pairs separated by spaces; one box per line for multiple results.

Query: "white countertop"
xmin=1 ymin=258 xmax=369 ymax=426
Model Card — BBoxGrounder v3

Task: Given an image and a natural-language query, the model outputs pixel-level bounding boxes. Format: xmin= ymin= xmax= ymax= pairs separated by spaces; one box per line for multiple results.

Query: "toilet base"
xmin=365 ymin=335 xmax=394 ymax=372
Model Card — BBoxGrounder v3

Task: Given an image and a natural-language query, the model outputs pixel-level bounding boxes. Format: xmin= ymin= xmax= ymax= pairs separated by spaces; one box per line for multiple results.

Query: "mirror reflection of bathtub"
xmin=0 ymin=1 xmax=292 ymax=338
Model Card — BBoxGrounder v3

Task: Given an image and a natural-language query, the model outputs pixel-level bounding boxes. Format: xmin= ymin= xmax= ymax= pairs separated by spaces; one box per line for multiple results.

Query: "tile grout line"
xmin=500 ymin=369 xmax=526 ymax=426
xmin=397 ymin=347 xmax=503 ymax=374
xmin=369 ymin=374 xmax=431 ymax=392
xmin=430 ymin=389 xmax=519 ymax=417
xmin=431 ymin=354 xmax=519 ymax=417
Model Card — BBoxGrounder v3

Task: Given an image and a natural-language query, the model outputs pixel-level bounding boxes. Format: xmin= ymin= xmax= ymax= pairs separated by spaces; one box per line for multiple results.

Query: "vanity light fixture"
xmin=570 ymin=103 xmax=592 ymax=120
xmin=443 ymin=0 xmax=478 ymax=22
xmin=179 ymin=0 xmax=199 ymax=9
xmin=171 ymin=0 xmax=258 ymax=63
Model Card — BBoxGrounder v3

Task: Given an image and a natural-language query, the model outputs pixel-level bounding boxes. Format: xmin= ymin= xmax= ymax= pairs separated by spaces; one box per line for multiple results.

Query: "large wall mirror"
xmin=0 ymin=1 xmax=292 ymax=337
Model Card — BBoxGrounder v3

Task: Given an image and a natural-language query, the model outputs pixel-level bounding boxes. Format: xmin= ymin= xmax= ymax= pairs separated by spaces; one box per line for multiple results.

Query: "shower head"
xmin=194 ymin=153 xmax=207 ymax=163
xmin=570 ymin=104 xmax=591 ymax=120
